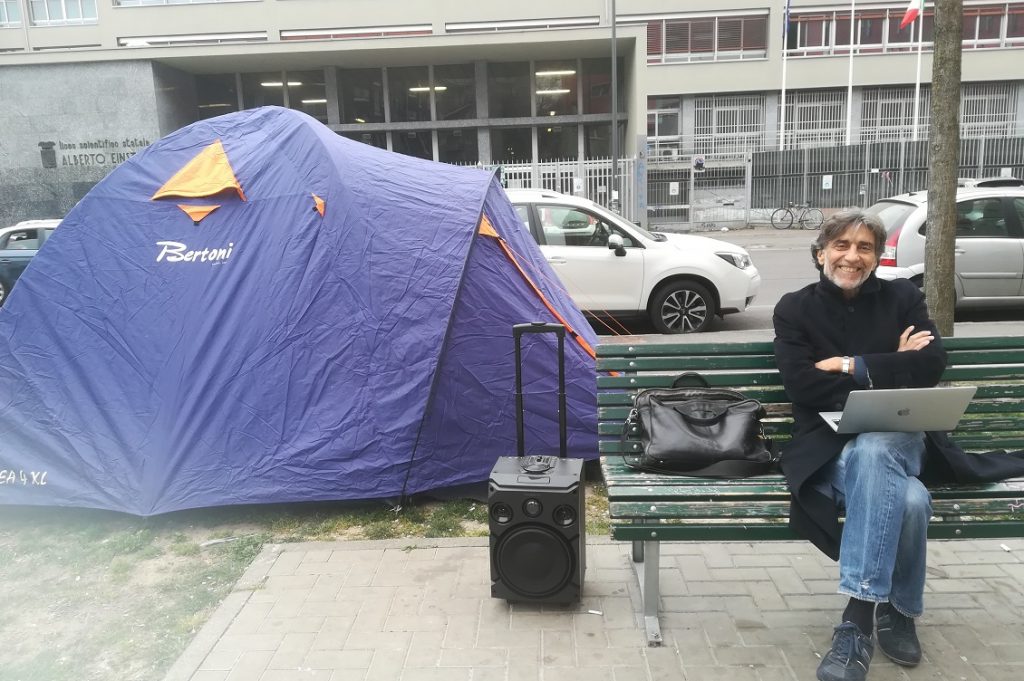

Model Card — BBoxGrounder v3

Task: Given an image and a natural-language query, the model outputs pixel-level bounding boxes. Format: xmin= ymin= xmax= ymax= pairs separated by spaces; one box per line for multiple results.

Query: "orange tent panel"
xmin=152 ymin=140 xmax=246 ymax=201
xmin=176 ymin=204 xmax=221 ymax=223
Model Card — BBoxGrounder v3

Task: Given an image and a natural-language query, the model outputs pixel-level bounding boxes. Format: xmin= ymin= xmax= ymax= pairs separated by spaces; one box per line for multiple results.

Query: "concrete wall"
xmin=0 ymin=61 xmax=161 ymax=224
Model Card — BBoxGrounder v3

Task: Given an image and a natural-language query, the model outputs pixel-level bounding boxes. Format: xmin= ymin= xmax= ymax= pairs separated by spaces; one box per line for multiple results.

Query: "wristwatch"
xmin=842 ymin=356 xmax=851 ymax=374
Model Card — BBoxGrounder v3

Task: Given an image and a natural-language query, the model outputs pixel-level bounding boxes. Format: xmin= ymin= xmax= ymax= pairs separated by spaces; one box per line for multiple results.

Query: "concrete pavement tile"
xmin=706 ymin=567 xmax=770 ymax=582
xmin=441 ymin=612 xmax=481 ymax=648
xmin=475 ymin=626 xmax=541 ymax=649
xmin=747 ymin=580 xmax=787 ymax=611
xmin=362 ymin=651 xmax=403 ymax=681
xmin=684 ymin=580 xmax=750 ymax=596
xmin=267 ymin=597 xmax=306 ymax=619
xmin=189 ymin=672 xmax=229 ymax=681
xmin=540 ymin=629 xmax=575 ymax=666
xmin=343 ymin=630 xmax=413 ymax=651
xmin=658 ymin=568 xmax=688 ymax=596
xmin=267 ymin=551 xmax=304 ymax=576
xmin=598 ymin=595 xmax=641 ymax=628
xmin=223 ymin=601 xmax=274 ymax=635
xmin=403 ymin=630 xmax=444 ymax=667
xmin=299 ymin=549 xmax=333 ymax=564
xmin=922 ymin=593 xmax=983 ymax=609
xmin=307 ymin=575 xmax=346 ymax=601
xmin=576 ymin=647 xmax=646 ymax=668
xmin=754 ymin=667 xmax=799 ymax=681
xmin=345 ymin=562 xmax=382 ymax=587
xmin=674 ymin=555 xmax=712 ymax=582
xmin=400 ymin=668 xmax=470 ymax=681
xmin=302 ymin=648 xmax=374 ymax=669
xmin=942 ymin=564 xmax=1011 ymax=579
xmin=259 ymin=670 xmax=335 ymax=681
xmin=643 ymin=646 xmax=686 ymax=680
xmin=972 ymin=664 xmax=1024 ymax=680
xmin=223 ymin=650 xmax=274 ymax=681
xmin=990 ymin=643 xmax=1024 ymax=663
xmin=198 ymin=650 xmax=241 ymax=671
xmin=666 ymin=628 xmax=716 ymax=667
xmin=264 ymin=574 xmax=319 ymax=591
xmin=801 ymin=579 xmax=842 ymax=595
xmin=572 ymin=612 xmax=610 ymax=648
xmin=470 ymin=669 xmax=510 ymax=681
xmin=710 ymin=644 xmax=787 ymax=667
xmin=927 ymin=578 xmax=995 ymax=593
xmin=661 ymin=543 xmax=705 ymax=556
xmin=612 ymin=666 xmax=649 ymax=681
xmin=786 ymin=555 xmax=835 ymax=581
xmin=299 ymin=599 xmax=348 ymax=618
xmin=681 ymin=667 xmax=759 ymax=681
xmin=781 ymin=593 xmax=846 ymax=611
xmin=511 ymin=611 xmax=574 ymax=631
xmin=661 ymin=595 xmax=735 ymax=615
xmin=438 ymin=648 xmax=508 ymax=667
xmin=738 ymin=626 xmax=815 ymax=650
xmin=267 ymin=632 xmax=316 ymax=670
xmin=352 ymin=599 xmax=391 ymax=632
xmin=920 ymin=608 xmax=987 ymax=626
xmin=539 ymin=668 xmax=615 ymax=681
xmin=382 ymin=613 xmax=446 ymax=632
xmin=256 ymin=616 xmax=326 ymax=635
xmin=733 ymin=554 xmax=795 ymax=568
xmin=210 ymin=633 xmax=285 ymax=655
xmin=699 ymin=544 xmax=735 ymax=568
xmin=420 ymin=597 xmax=483 ymax=616
xmin=765 ymin=567 xmax=811 ymax=595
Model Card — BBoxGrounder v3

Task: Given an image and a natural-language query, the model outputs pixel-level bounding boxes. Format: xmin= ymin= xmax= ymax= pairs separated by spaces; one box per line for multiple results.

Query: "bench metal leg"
xmin=630 ymin=539 xmax=663 ymax=646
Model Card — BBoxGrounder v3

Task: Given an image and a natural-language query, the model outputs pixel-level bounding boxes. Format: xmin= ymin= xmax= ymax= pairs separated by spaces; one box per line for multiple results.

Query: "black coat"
xmin=773 ymin=272 xmax=1024 ymax=560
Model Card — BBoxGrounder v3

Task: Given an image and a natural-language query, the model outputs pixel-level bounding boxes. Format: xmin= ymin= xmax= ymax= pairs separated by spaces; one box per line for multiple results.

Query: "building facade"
xmin=1 ymin=0 xmax=1022 ymax=221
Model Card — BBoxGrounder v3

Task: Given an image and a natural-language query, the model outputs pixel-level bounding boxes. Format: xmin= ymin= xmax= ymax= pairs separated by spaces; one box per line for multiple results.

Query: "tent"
xmin=0 ymin=106 xmax=598 ymax=516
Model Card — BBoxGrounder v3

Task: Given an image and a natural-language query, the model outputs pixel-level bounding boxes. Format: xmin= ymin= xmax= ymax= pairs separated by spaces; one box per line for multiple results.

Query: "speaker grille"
xmin=492 ymin=525 xmax=574 ymax=598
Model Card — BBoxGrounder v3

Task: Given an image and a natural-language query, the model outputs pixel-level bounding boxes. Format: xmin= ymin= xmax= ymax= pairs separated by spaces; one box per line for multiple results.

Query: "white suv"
xmin=871 ymin=180 xmax=1024 ymax=308
xmin=506 ymin=188 xmax=761 ymax=333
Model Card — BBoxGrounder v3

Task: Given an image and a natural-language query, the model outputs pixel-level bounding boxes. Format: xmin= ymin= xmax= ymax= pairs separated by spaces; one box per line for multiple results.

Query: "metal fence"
xmin=749 ymin=135 xmax=1024 ymax=223
xmin=494 ymin=157 xmax=639 ymax=224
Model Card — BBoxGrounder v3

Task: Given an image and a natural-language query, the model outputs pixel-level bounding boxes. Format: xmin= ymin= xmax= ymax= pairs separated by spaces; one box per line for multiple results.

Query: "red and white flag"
xmin=900 ymin=0 xmax=925 ymax=30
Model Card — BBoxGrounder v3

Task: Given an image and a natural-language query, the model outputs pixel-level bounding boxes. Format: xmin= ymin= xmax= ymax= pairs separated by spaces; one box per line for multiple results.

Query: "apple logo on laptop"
xmin=898 ymin=408 xmax=911 ymax=416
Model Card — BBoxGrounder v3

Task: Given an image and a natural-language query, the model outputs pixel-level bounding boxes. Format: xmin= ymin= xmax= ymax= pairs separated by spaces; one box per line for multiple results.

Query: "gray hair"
xmin=810 ymin=208 xmax=887 ymax=271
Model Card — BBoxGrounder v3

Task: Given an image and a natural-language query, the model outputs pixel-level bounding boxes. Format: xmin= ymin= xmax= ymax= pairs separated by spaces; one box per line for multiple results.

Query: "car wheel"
xmin=650 ymin=281 xmax=715 ymax=334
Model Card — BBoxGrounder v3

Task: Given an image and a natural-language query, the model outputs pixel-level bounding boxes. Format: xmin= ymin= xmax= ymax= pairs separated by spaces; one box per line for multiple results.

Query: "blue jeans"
xmin=818 ymin=431 xmax=931 ymax=617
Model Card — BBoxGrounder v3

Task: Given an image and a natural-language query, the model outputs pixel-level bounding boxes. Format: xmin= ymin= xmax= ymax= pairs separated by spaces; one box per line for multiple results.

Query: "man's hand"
xmin=898 ymin=325 xmax=933 ymax=352
xmin=815 ymin=356 xmax=849 ymax=373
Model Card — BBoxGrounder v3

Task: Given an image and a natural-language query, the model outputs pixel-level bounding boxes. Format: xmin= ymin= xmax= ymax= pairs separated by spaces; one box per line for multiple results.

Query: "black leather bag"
xmin=622 ymin=373 xmax=777 ymax=478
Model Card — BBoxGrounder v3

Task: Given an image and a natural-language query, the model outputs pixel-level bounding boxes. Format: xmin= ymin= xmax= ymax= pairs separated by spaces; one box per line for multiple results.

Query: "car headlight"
xmin=716 ymin=252 xmax=752 ymax=269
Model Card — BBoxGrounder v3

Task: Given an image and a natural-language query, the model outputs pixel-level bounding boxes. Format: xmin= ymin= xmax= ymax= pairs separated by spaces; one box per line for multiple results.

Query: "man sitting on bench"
xmin=773 ymin=210 xmax=945 ymax=681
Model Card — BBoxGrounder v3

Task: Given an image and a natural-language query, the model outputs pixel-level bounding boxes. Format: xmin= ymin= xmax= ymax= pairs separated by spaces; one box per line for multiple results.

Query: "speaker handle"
xmin=512 ymin=322 xmax=567 ymax=458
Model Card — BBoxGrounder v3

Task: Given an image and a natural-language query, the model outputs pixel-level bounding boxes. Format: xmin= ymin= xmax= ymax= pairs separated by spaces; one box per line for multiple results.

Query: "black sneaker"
xmin=875 ymin=604 xmax=921 ymax=667
xmin=817 ymin=621 xmax=874 ymax=681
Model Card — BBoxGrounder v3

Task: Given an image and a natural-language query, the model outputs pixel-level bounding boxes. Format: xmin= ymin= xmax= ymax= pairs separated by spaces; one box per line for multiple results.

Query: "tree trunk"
xmin=925 ymin=0 xmax=963 ymax=337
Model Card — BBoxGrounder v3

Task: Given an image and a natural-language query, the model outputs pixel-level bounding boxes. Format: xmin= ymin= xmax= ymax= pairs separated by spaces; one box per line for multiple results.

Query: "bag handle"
xmin=671 ymin=371 xmax=710 ymax=389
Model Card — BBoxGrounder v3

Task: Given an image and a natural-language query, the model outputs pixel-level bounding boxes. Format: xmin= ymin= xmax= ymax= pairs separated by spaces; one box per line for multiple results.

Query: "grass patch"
xmin=2 ymin=477 xmax=608 ymax=681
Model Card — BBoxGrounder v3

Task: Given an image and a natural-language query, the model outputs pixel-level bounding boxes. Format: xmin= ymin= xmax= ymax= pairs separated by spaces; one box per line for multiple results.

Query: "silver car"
xmin=872 ymin=181 xmax=1024 ymax=308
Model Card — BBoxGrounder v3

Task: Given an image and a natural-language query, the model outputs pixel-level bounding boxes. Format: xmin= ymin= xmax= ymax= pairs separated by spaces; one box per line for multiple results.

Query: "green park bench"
xmin=596 ymin=335 xmax=1024 ymax=646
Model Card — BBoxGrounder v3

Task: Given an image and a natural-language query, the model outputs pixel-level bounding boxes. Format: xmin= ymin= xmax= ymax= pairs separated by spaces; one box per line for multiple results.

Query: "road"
xmin=589 ymin=225 xmax=1024 ymax=339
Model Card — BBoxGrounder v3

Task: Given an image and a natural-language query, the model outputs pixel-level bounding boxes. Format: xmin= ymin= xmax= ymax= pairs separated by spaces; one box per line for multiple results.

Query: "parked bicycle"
xmin=771 ymin=202 xmax=824 ymax=230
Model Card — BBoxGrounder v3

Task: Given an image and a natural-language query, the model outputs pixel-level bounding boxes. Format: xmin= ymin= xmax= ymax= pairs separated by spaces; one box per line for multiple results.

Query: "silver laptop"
xmin=819 ymin=386 xmax=977 ymax=434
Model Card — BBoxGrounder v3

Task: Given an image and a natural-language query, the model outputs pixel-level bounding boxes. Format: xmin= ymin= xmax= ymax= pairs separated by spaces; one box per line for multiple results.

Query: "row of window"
xmin=643 ymin=4 xmax=1024 ymax=63
xmin=0 ymin=0 xmax=241 ymax=25
xmin=196 ymin=60 xmax=624 ymax=125
xmin=647 ymin=84 xmax=1021 ymax=155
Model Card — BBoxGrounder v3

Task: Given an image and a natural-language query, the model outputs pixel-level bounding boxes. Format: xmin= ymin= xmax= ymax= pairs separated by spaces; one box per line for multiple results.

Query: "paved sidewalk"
xmin=163 ymin=536 xmax=1024 ymax=681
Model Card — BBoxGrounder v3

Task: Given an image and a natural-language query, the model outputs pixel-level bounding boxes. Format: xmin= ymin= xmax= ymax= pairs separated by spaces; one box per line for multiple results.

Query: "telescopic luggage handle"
xmin=512 ymin=322 xmax=567 ymax=458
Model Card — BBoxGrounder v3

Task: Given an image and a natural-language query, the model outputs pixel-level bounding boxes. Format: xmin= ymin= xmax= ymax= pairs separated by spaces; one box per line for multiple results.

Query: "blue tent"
xmin=0 ymin=107 xmax=598 ymax=515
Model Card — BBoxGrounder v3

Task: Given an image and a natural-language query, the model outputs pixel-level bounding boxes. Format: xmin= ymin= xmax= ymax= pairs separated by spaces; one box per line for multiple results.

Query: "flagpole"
xmin=911 ymin=3 xmax=924 ymax=141
xmin=845 ymin=0 xmax=856 ymax=145
xmin=779 ymin=2 xmax=789 ymax=151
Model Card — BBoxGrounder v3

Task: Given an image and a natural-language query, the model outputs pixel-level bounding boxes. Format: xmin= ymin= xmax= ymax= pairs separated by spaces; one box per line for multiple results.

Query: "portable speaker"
xmin=488 ymin=455 xmax=585 ymax=603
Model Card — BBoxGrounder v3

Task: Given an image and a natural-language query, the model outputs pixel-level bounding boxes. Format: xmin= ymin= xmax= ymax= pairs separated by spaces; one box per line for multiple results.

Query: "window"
xmin=488 ymin=62 xmax=530 ymax=118
xmin=1013 ymin=198 xmax=1024 ymax=225
xmin=538 ymin=124 xmax=578 ymax=161
xmin=581 ymin=57 xmax=622 ymax=114
xmin=0 ymin=0 xmax=21 ymax=26
xmin=29 ymin=0 xmax=96 ymax=25
xmin=392 ymin=130 xmax=432 ymax=160
xmin=434 ymin=64 xmax=476 ymax=120
xmin=339 ymin=69 xmax=385 ymax=124
xmin=860 ymin=87 xmax=931 ymax=141
xmin=115 ymin=0 xmax=253 ymax=5
xmin=388 ymin=66 xmax=431 ymax=123
xmin=781 ymin=90 xmax=847 ymax=148
xmin=284 ymin=70 xmax=327 ymax=124
xmin=438 ymin=128 xmax=478 ymax=164
xmin=963 ymin=5 xmax=1005 ymax=47
xmin=961 ymin=84 xmax=1016 ymax=138
xmin=885 ymin=8 xmax=934 ymax=49
xmin=535 ymin=60 xmax=577 ymax=116
xmin=535 ymin=206 xmax=629 ymax=248
xmin=647 ymin=14 xmax=767 ymax=63
xmin=1 ymin=230 xmax=41 ymax=250
xmin=241 ymin=72 xmax=285 ymax=109
xmin=490 ymin=127 xmax=531 ymax=163
xmin=695 ymin=94 xmax=765 ymax=153
xmin=196 ymin=74 xmax=238 ymax=120
xmin=956 ymin=198 xmax=1007 ymax=238
xmin=1010 ymin=6 xmax=1024 ymax=40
